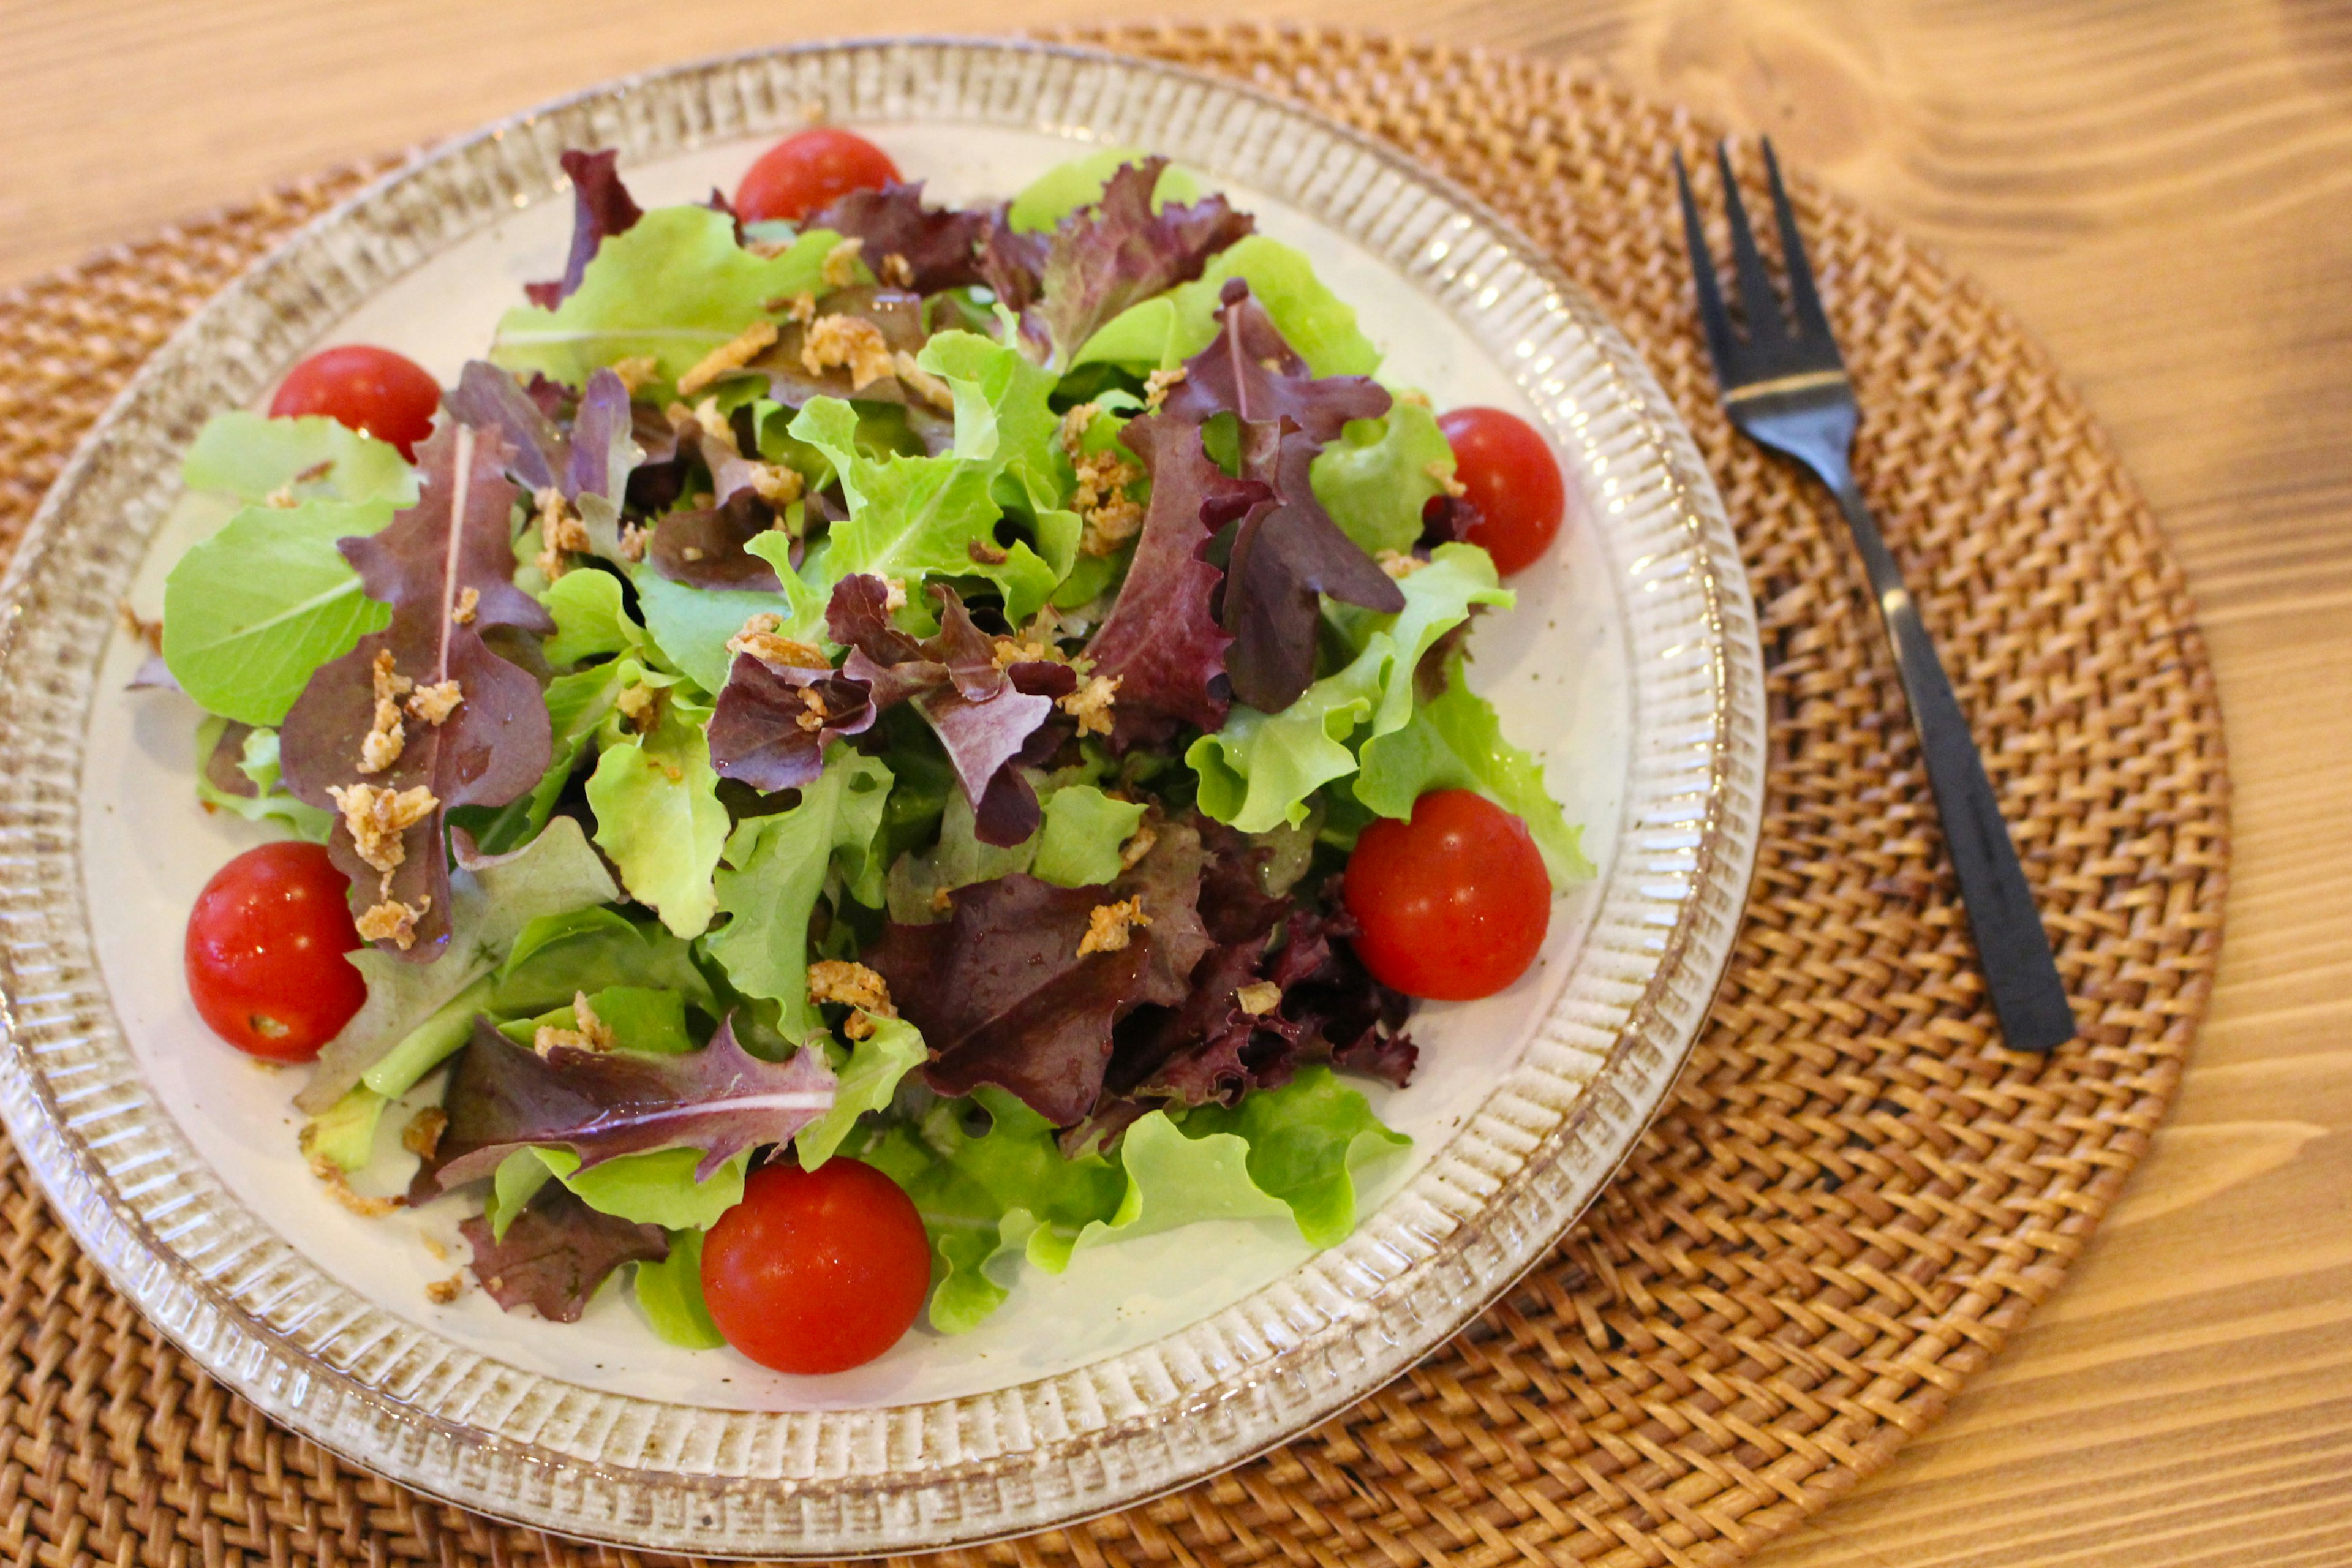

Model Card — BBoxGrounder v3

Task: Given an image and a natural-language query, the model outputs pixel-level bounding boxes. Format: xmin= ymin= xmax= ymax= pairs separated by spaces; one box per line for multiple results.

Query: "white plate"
xmin=0 ymin=39 xmax=1764 ymax=1557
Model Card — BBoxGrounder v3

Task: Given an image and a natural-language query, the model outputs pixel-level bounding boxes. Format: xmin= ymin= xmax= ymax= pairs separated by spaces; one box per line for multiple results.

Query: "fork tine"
xmin=1672 ymin=151 xmax=1739 ymax=378
xmin=1761 ymin=139 xmax=1831 ymax=340
xmin=1714 ymin=142 xmax=1786 ymax=342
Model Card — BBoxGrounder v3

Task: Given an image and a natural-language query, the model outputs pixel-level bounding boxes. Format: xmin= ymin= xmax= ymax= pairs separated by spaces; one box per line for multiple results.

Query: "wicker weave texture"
xmin=0 ymin=25 xmax=2223 ymax=1568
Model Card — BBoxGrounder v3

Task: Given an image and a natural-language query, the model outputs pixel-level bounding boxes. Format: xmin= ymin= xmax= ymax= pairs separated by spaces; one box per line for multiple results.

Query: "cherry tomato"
xmin=1344 ymin=789 xmax=1551 ymax=1001
xmin=701 ymin=1159 xmax=930 ymax=1374
xmin=184 ymin=842 xmax=368 ymax=1061
xmin=268 ymin=345 xmax=440 ymax=459
xmin=734 ymin=127 xmax=902 ymax=224
xmin=1437 ymin=406 xmax=1567 ymax=576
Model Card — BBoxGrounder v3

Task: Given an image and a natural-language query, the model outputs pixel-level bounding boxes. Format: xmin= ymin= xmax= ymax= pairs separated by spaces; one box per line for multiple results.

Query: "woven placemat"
xmin=0 ymin=24 xmax=2225 ymax=1568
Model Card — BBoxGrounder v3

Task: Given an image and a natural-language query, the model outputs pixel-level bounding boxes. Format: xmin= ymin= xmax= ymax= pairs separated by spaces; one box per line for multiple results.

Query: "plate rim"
xmin=0 ymin=35 xmax=1765 ymax=1556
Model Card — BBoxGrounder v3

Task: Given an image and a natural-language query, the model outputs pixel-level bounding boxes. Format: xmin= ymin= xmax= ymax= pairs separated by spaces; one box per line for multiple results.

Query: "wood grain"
xmin=6 ymin=3 xmax=2350 ymax=1564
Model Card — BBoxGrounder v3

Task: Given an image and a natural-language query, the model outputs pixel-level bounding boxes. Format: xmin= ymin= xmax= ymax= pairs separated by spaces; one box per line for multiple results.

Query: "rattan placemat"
xmin=0 ymin=24 xmax=2224 ymax=1568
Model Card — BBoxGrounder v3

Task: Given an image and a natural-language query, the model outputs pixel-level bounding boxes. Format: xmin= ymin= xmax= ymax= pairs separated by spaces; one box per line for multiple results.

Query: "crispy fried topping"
xmin=820 ymin=236 xmax=866 ymax=289
xmin=406 ymin=679 xmax=462 ymax=726
xmin=666 ymin=396 xmax=739 ymax=454
xmin=451 ymin=586 xmax=480 ymax=625
xmin=619 ymin=523 xmax=649 ymax=563
xmin=1143 ymin=365 xmax=1188 ymax=412
xmin=263 ymin=481 xmax=300 ymax=509
xmin=890 ymin=350 xmax=956 ymax=412
xmin=535 ymin=990 xmax=618 ymax=1055
xmin=1235 ymin=980 xmax=1283 ymax=1016
xmin=1067 ymin=420 xmax=1147 ymax=557
xmin=883 ymin=577 xmax=908 ymax=611
xmin=615 ymin=682 xmax=659 ymax=733
xmin=1376 ymin=549 xmax=1428 ymax=580
xmin=1059 ymin=673 xmax=1120 ymax=738
xmin=878 ymin=252 xmax=915 ymax=288
xmin=1118 ymin=820 xmax=1159 ymax=871
xmin=800 ymin=314 xmax=894 ymax=390
xmin=929 ymin=886 xmax=954 ymax=914
xmin=355 ymin=896 xmax=430 ymax=950
xmin=747 ymin=461 xmax=805 ymax=507
xmin=1425 ymin=460 xmax=1468 ymax=499
xmin=727 ymin=611 xmax=831 ymax=669
xmin=808 ymin=959 xmax=895 ymax=1041
xmin=358 ymin=649 xmax=412 ymax=774
xmin=1395 ymin=387 xmax=1432 ymax=409
xmin=783 ymin=290 xmax=818 ymax=326
xmin=300 ymin=1125 xmax=404 ymax=1217
xmin=796 ymin=685 xmax=832 ymax=733
xmin=609 ymin=355 xmax=660 ymax=394
xmin=401 ymin=1106 xmax=448 ymax=1159
xmin=422 ymin=1234 xmax=448 ymax=1262
xmin=1077 ymin=897 xmax=1150 ymax=957
xmin=328 ymin=781 xmax=438 ymax=877
xmin=677 ymin=320 xmax=780 ymax=398
xmin=534 ymin=486 xmax=592 ymax=579
xmin=424 ymin=1275 xmax=466 ymax=1305
xmin=116 ymin=599 xmax=162 ymax=654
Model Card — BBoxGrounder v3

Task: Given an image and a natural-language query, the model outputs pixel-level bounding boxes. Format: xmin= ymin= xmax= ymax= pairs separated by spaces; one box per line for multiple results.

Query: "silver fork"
xmin=1675 ymin=140 xmax=2076 ymax=1053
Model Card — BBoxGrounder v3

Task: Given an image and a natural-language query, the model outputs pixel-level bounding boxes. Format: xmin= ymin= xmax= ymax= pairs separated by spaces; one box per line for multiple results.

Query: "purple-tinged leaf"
xmin=1264 ymin=896 xmax=1415 ymax=1088
xmin=129 ymin=653 xmax=181 ymax=693
xmin=444 ymin=361 xmax=566 ymax=493
xmin=1419 ymin=491 xmax=1482 ymax=548
xmin=1160 ymin=279 xmax=1390 ymax=443
xmin=431 ymin=1015 xmax=836 ymax=1191
xmin=1038 ymin=159 xmax=1254 ymax=366
xmin=203 ymin=720 xmax=258 ymax=798
xmin=748 ymin=287 xmax=930 ymax=407
xmin=976 ymin=205 xmax=1049 ymax=317
xmin=1221 ymin=428 xmax=1404 ymax=712
xmin=565 ymin=368 xmax=638 ymax=501
xmin=867 ymin=823 xmax=1215 ymax=1126
xmin=523 ymin=149 xmax=643 ymax=309
xmin=649 ymin=494 xmax=785 ymax=591
xmin=459 ymin=1183 xmax=666 ymax=1323
xmin=830 ymin=575 xmax=1000 ymax=705
xmin=1077 ymin=413 xmax=1251 ymax=748
xmin=807 ymin=181 xmax=988 ymax=293
xmin=707 ymin=653 xmax=877 ymax=793
xmin=279 ymin=425 xmax=556 ymax=959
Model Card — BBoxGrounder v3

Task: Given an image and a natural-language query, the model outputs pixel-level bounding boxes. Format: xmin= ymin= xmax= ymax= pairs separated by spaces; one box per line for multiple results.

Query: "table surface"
xmin=8 ymin=3 xmax=2350 ymax=1564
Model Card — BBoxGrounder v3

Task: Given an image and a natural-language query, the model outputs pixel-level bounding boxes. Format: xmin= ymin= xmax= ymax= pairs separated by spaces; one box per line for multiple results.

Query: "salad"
xmin=152 ymin=126 xmax=1590 ymax=1375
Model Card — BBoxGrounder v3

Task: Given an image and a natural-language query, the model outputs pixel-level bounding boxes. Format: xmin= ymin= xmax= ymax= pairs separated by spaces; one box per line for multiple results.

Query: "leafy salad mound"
xmin=154 ymin=146 xmax=1592 ymax=1349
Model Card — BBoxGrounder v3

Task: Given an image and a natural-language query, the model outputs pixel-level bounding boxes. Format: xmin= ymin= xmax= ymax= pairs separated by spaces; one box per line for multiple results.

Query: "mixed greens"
xmin=154 ymin=144 xmax=1588 ymax=1352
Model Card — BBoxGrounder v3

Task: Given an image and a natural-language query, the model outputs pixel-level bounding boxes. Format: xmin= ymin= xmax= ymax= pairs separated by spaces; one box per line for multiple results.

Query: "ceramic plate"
xmin=0 ymin=38 xmax=1763 ymax=1556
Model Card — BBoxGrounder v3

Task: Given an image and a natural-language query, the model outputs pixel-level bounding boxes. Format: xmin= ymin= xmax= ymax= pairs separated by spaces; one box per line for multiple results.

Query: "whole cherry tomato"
xmin=1344 ymin=789 xmax=1551 ymax=1001
xmin=268 ymin=345 xmax=440 ymax=459
xmin=184 ymin=842 xmax=368 ymax=1061
xmin=734 ymin=127 xmax=902 ymax=224
xmin=1437 ymin=406 xmax=1567 ymax=576
xmin=701 ymin=1159 xmax=930 ymax=1374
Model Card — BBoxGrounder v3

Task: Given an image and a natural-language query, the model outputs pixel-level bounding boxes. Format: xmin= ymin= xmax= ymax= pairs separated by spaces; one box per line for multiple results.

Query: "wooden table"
xmin=9 ymin=4 xmax=2350 ymax=1563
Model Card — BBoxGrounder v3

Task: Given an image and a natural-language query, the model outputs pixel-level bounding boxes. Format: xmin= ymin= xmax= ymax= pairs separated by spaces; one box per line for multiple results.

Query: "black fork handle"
xmin=1831 ymin=478 xmax=2078 ymax=1052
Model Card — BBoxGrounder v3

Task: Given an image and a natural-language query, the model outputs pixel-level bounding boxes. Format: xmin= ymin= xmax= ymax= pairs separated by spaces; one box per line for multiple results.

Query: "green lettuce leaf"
xmin=586 ymin=682 xmax=728 ymax=938
xmin=298 ymin=815 xmax=619 ymax=1112
xmin=795 ymin=1015 xmax=927 ymax=1171
xmin=193 ymin=718 xmax=334 ymax=840
xmin=1188 ymin=544 xmax=1511 ymax=832
xmin=1005 ymin=148 xmax=1200 ymax=233
xmin=704 ymin=747 xmax=895 ymax=1044
xmin=496 ymin=987 xmax=696 ymax=1056
xmin=1074 ymin=1111 xmax=1289 ymax=1245
xmin=182 ymin=411 xmax=417 ymax=507
xmin=490 ymin=907 xmax=716 ymax=1017
xmin=633 ymin=569 xmax=805 ymax=697
xmin=1177 ymin=1065 xmax=1409 ymax=1247
xmin=491 ymin=206 xmax=840 ymax=391
xmin=1031 ymin=785 xmax=1148 ymax=888
xmin=1310 ymin=402 xmax=1457 ymax=557
xmin=1077 ymin=235 xmax=1381 ymax=377
xmin=543 ymin=567 xmax=646 ymax=666
xmin=301 ymin=1085 xmax=388 ymax=1173
xmin=530 ymin=1145 xmax=747 ymax=1231
xmin=161 ymin=499 xmax=394 ymax=725
xmin=1356 ymin=652 xmax=1594 ymax=887
xmin=634 ymin=1229 xmax=726 ymax=1349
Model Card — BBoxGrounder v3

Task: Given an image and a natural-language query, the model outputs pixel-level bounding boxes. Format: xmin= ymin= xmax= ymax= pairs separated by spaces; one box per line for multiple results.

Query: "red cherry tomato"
xmin=701 ymin=1159 xmax=930 ymax=1374
xmin=268 ymin=345 xmax=440 ymax=459
xmin=734 ymin=127 xmax=902 ymax=224
xmin=1437 ymin=406 xmax=1567 ymax=576
xmin=184 ymin=842 xmax=368 ymax=1061
xmin=1344 ymin=790 xmax=1551 ymax=1001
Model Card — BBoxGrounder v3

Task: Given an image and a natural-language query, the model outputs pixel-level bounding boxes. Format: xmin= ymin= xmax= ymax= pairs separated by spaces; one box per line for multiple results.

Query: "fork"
xmin=1674 ymin=140 xmax=2076 ymax=1053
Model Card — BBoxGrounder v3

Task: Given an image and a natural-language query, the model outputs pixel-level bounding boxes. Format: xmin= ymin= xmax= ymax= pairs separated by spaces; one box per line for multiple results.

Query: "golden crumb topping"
xmin=1376 ymin=549 xmax=1428 ymax=580
xmin=1425 ymin=460 xmax=1468 ymax=499
xmin=808 ymin=959 xmax=895 ymax=1041
xmin=1235 ymin=980 xmax=1283 ymax=1016
xmin=355 ymin=896 xmax=431 ymax=951
xmin=1143 ymin=365 xmax=1188 ymax=412
xmin=535 ymin=990 xmax=618 ymax=1056
xmin=609 ymin=355 xmax=660 ymax=394
xmin=1060 ymin=673 xmax=1120 ymax=738
xmin=800 ymin=314 xmax=894 ymax=391
xmin=889 ymin=349 xmax=956 ymax=412
xmin=820 ymin=236 xmax=866 ymax=289
xmin=451 ymin=586 xmax=480 ymax=625
xmin=1078 ymin=897 xmax=1151 ymax=957
xmin=401 ymin=1106 xmax=448 ymax=1160
xmin=406 ymin=679 xmax=462 ymax=727
xmin=358 ymin=649 xmax=412 ymax=775
xmin=677 ymin=320 xmax=780 ymax=398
